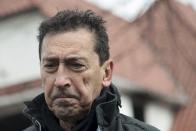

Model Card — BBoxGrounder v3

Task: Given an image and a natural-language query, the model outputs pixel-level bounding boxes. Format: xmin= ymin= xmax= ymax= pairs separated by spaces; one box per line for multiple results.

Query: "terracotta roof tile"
xmin=0 ymin=79 xmax=41 ymax=96
xmin=0 ymin=0 xmax=34 ymax=17
xmin=131 ymin=0 xmax=196 ymax=131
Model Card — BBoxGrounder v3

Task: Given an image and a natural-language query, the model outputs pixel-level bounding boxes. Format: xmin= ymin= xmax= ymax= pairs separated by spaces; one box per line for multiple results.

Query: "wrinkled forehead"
xmin=41 ymin=28 xmax=98 ymax=60
xmin=44 ymin=28 xmax=95 ymax=43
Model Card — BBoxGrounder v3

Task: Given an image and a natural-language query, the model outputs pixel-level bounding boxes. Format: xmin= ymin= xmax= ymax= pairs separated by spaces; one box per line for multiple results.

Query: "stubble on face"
xmin=40 ymin=28 xmax=105 ymax=127
xmin=48 ymin=85 xmax=91 ymax=122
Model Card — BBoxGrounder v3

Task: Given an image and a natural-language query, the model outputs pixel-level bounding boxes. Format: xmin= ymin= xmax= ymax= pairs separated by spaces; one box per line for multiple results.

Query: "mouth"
xmin=52 ymin=95 xmax=79 ymax=107
xmin=53 ymin=94 xmax=80 ymax=101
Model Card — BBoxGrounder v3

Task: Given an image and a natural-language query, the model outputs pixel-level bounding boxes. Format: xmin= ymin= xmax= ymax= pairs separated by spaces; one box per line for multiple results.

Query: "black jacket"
xmin=23 ymin=84 xmax=159 ymax=131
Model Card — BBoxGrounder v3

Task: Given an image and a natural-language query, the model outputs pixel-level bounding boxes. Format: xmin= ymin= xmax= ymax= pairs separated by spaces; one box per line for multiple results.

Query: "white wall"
xmin=120 ymin=94 xmax=134 ymax=117
xmin=0 ymin=11 xmax=44 ymax=87
xmin=86 ymin=0 xmax=155 ymax=21
xmin=145 ymin=102 xmax=174 ymax=131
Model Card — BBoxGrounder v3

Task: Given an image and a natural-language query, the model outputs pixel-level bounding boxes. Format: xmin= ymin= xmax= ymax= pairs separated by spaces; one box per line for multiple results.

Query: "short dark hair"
xmin=38 ymin=9 xmax=109 ymax=65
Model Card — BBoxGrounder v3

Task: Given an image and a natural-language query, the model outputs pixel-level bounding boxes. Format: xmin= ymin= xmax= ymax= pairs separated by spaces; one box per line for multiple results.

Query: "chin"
xmin=53 ymin=106 xmax=84 ymax=122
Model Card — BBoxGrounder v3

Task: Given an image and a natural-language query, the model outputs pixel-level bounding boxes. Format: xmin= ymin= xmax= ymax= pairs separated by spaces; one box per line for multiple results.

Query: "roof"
xmin=130 ymin=0 xmax=196 ymax=131
xmin=0 ymin=0 xmax=34 ymax=18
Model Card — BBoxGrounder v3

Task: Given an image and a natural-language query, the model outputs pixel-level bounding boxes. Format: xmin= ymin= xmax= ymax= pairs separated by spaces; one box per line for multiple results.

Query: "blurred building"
xmin=0 ymin=0 xmax=195 ymax=131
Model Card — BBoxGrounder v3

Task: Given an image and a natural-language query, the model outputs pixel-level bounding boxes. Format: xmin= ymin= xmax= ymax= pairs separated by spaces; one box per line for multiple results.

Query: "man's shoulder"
xmin=118 ymin=114 xmax=160 ymax=131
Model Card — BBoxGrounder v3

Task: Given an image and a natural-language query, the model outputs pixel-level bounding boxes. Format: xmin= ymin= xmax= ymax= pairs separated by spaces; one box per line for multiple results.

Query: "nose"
xmin=54 ymin=64 xmax=71 ymax=89
xmin=54 ymin=76 xmax=71 ymax=88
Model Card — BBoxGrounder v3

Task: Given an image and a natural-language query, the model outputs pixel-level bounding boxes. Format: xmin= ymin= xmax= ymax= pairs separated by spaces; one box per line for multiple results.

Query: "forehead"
xmin=41 ymin=28 xmax=96 ymax=58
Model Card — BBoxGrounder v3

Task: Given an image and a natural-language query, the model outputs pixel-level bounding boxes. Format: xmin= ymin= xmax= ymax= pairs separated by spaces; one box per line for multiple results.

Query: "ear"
xmin=102 ymin=59 xmax=113 ymax=87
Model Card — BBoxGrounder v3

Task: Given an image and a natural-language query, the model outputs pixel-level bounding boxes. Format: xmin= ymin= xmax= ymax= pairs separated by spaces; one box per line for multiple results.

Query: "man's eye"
xmin=44 ymin=63 xmax=58 ymax=72
xmin=68 ymin=63 xmax=86 ymax=71
xmin=45 ymin=64 xmax=56 ymax=68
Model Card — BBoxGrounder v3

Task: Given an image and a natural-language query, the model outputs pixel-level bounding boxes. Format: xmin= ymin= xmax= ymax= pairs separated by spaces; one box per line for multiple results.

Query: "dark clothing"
xmin=23 ymin=84 xmax=159 ymax=131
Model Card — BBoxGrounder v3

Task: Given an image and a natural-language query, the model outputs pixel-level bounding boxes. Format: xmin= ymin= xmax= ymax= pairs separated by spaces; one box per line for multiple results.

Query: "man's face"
xmin=40 ymin=28 xmax=112 ymax=121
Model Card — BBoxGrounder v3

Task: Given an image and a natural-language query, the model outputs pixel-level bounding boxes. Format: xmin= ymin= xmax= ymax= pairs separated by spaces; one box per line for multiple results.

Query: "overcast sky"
xmin=179 ymin=0 xmax=196 ymax=9
xmin=87 ymin=0 xmax=196 ymax=21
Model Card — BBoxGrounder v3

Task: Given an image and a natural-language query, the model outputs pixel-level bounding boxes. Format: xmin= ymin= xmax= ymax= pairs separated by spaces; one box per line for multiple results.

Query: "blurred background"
xmin=0 ymin=0 xmax=196 ymax=131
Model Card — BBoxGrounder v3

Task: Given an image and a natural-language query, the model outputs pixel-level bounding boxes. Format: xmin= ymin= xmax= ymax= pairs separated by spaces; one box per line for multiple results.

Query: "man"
xmin=23 ymin=10 xmax=159 ymax=131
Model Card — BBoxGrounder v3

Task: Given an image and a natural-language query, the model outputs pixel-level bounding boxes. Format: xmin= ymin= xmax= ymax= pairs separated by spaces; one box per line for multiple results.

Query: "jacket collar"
xmin=23 ymin=94 xmax=64 ymax=131
xmin=96 ymin=84 xmax=121 ymax=127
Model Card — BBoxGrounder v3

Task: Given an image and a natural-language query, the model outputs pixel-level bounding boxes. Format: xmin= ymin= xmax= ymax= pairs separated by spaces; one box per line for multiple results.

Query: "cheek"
xmin=41 ymin=73 xmax=55 ymax=102
xmin=79 ymin=69 xmax=103 ymax=102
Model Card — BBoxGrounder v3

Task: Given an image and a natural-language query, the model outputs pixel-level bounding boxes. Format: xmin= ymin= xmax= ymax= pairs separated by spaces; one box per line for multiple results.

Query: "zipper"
xmin=23 ymin=106 xmax=42 ymax=131
xmin=33 ymin=118 xmax=42 ymax=131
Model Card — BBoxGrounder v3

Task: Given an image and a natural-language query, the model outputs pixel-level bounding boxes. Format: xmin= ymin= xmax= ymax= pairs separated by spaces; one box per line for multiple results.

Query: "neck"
xmin=59 ymin=119 xmax=76 ymax=131
xmin=58 ymin=106 xmax=91 ymax=130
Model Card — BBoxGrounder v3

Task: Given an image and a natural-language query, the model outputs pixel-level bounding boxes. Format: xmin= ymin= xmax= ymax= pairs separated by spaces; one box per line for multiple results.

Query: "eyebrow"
xmin=42 ymin=57 xmax=58 ymax=62
xmin=42 ymin=56 xmax=87 ymax=63
xmin=66 ymin=56 xmax=86 ymax=61
xmin=64 ymin=57 xmax=88 ymax=65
